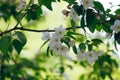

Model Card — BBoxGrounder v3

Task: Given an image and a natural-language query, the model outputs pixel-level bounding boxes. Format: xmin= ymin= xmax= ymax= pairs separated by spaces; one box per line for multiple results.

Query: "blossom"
xmin=70 ymin=8 xmax=79 ymax=21
xmin=57 ymin=45 xmax=69 ymax=56
xmin=86 ymin=51 xmax=98 ymax=64
xmin=55 ymin=25 xmax=66 ymax=37
xmin=41 ymin=32 xmax=50 ymax=40
xmin=77 ymin=49 xmax=87 ymax=61
xmin=81 ymin=0 xmax=94 ymax=10
xmin=110 ymin=19 xmax=120 ymax=33
xmin=49 ymin=33 xmax=61 ymax=50
xmin=17 ymin=0 xmax=26 ymax=11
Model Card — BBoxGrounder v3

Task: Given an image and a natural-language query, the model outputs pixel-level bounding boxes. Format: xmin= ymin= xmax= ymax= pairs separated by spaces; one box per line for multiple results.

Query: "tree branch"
xmin=0 ymin=26 xmax=81 ymax=36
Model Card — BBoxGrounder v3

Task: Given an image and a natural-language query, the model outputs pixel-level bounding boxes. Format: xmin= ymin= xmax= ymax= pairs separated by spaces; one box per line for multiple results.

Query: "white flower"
xmin=70 ymin=8 xmax=79 ymax=21
xmin=81 ymin=0 xmax=94 ymax=10
xmin=77 ymin=50 xmax=87 ymax=61
xmin=69 ymin=40 xmax=75 ymax=47
xmin=110 ymin=19 xmax=120 ymax=33
xmin=55 ymin=25 xmax=66 ymax=37
xmin=17 ymin=0 xmax=26 ymax=11
xmin=61 ymin=9 xmax=69 ymax=17
xmin=57 ymin=45 xmax=69 ymax=56
xmin=86 ymin=51 xmax=98 ymax=64
xmin=41 ymin=32 xmax=50 ymax=40
xmin=49 ymin=33 xmax=61 ymax=50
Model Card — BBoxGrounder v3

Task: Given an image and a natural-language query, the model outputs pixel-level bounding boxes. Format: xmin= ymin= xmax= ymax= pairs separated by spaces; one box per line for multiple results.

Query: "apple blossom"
xmin=55 ymin=25 xmax=66 ymax=37
xmin=110 ymin=19 xmax=120 ymax=33
xmin=17 ymin=0 xmax=26 ymax=11
xmin=81 ymin=0 xmax=94 ymax=10
xmin=41 ymin=32 xmax=50 ymax=40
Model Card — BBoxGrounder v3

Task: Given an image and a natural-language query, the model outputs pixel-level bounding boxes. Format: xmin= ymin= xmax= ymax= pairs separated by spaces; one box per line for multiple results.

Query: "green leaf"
xmin=93 ymin=1 xmax=105 ymax=13
xmin=79 ymin=43 xmax=86 ymax=50
xmin=92 ymin=38 xmax=103 ymax=44
xmin=73 ymin=5 xmax=84 ymax=16
xmin=0 ymin=36 xmax=10 ymax=54
xmin=12 ymin=39 xmax=23 ymax=54
xmin=46 ymin=46 xmax=50 ymax=57
xmin=71 ymin=19 xmax=76 ymax=32
xmin=15 ymin=31 xmax=27 ymax=46
xmin=88 ymin=44 xmax=92 ymax=51
xmin=40 ymin=39 xmax=49 ymax=49
xmin=115 ymin=9 xmax=120 ymax=15
xmin=80 ymin=15 xmax=85 ymax=29
xmin=72 ymin=45 xmax=77 ymax=54
xmin=86 ymin=9 xmax=96 ymax=33
xmin=38 ymin=0 xmax=53 ymax=10
xmin=96 ymin=24 xmax=103 ymax=31
xmin=59 ymin=66 xmax=64 ymax=74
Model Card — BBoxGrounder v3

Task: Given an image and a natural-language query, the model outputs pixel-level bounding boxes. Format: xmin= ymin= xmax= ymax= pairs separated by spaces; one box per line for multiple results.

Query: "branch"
xmin=0 ymin=26 xmax=81 ymax=36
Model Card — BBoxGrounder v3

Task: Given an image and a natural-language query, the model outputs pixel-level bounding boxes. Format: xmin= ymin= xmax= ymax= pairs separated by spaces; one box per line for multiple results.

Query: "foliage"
xmin=0 ymin=0 xmax=120 ymax=80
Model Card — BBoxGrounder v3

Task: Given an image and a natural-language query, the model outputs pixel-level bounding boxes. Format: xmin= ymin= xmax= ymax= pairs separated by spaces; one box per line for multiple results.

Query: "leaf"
xmin=73 ymin=5 xmax=84 ymax=16
xmin=38 ymin=0 xmax=53 ymax=10
xmin=93 ymin=1 xmax=105 ymax=13
xmin=96 ymin=24 xmax=103 ymax=31
xmin=92 ymin=38 xmax=103 ymax=44
xmin=59 ymin=66 xmax=64 ymax=74
xmin=80 ymin=15 xmax=85 ymax=29
xmin=12 ymin=39 xmax=23 ymax=54
xmin=15 ymin=31 xmax=27 ymax=46
xmin=88 ymin=44 xmax=93 ymax=51
xmin=46 ymin=46 xmax=50 ymax=57
xmin=115 ymin=9 xmax=120 ymax=15
xmin=72 ymin=45 xmax=77 ymax=54
xmin=86 ymin=9 xmax=96 ymax=33
xmin=79 ymin=43 xmax=86 ymax=50
xmin=71 ymin=19 xmax=76 ymax=32
xmin=0 ymin=36 xmax=10 ymax=54
xmin=40 ymin=39 xmax=49 ymax=49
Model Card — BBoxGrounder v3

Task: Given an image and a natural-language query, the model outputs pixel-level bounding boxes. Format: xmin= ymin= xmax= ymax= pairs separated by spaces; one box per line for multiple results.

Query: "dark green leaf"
xmin=59 ymin=66 xmax=64 ymax=74
xmin=38 ymin=0 xmax=53 ymax=10
xmin=86 ymin=9 xmax=96 ymax=33
xmin=93 ymin=1 xmax=105 ymax=13
xmin=72 ymin=45 xmax=77 ymax=54
xmin=40 ymin=39 xmax=49 ymax=49
xmin=12 ymin=39 xmax=23 ymax=54
xmin=115 ymin=9 xmax=120 ymax=15
xmin=88 ymin=44 xmax=92 ymax=51
xmin=79 ymin=43 xmax=86 ymax=50
xmin=92 ymin=38 xmax=103 ymax=44
xmin=73 ymin=5 xmax=84 ymax=16
xmin=96 ymin=24 xmax=103 ymax=31
xmin=46 ymin=47 xmax=50 ymax=57
xmin=81 ymin=15 xmax=85 ymax=29
xmin=15 ymin=31 xmax=27 ymax=46
xmin=0 ymin=36 xmax=10 ymax=54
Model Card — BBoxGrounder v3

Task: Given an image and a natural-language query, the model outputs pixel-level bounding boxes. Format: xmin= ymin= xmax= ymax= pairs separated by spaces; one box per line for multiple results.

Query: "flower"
xmin=70 ymin=8 xmax=79 ymax=21
xmin=41 ymin=32 xmax=50 ymax=40
xmin=57 ymin=45 xmax=69 ymax=56
xmin=49 ymin=33 xmax=61 ymax=50
xmin=55 ymin=25 xmax=66 ymax=37
xmin=110 ymin=19 xmax=120 ymax=33
xmin=77 ymin=49 xmax=87 ymax=61
xmin=81 ymin=0 xmax=94 ymax=10
xmin=17 ymin=0 xmax=26 ymax=11
xmin=86 ymin=51 xmax=98 ymax=64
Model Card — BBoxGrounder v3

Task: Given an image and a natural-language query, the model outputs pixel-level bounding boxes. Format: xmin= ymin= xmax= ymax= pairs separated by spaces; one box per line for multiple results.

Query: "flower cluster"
xmin=77 ymin=50 xmax=102 ymax=64
xmin=41 ymin=25 xmax=69 ymax=56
